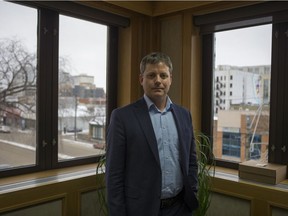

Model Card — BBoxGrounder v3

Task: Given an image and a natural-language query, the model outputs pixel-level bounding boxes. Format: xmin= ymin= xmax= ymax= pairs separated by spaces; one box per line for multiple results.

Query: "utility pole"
xmin=74 ymin=96 xmax=77 ymax=141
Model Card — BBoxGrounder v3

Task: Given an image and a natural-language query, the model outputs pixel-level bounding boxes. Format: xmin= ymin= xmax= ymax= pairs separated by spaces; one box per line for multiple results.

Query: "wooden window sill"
xmin=214 ymin=166 xmax=288 ymax=191
xmin=0 ymin=163 xmax=98 ymax=194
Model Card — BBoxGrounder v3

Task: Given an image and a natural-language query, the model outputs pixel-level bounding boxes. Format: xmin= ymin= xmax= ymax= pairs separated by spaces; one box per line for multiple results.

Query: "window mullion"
xmin=38 ymin=9 xmax=58 ymax=170
xmin=269 ymin=22 xmax=288 ymax=165
xmin=51 ymin=12 xmax=59 ymax=168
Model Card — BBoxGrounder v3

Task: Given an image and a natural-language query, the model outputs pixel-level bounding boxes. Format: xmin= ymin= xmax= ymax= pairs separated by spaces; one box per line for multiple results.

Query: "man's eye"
xmin=147 ymin=74 xmax=156 ymax=79
xmin=160 ymin=74 xmax=169 ymax=79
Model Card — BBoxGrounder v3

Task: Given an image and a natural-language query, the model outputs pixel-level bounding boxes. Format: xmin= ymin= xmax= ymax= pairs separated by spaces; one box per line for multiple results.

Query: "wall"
xmin=208 ymin=171 xmax=288 ymax=216
xmin=0 ymin=167 xmax=105 ymax=216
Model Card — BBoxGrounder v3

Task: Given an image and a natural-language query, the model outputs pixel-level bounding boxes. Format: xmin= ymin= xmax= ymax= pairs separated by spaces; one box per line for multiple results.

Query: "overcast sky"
xmin=0 ymin=1 xmax=107 ymax=90
xmin=215 ymin=24 xmax=272 ymax=67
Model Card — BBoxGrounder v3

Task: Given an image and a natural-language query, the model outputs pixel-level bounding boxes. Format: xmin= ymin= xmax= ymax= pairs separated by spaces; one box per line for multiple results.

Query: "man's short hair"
xmin=140 ymin=52 xmax=173 ymax=74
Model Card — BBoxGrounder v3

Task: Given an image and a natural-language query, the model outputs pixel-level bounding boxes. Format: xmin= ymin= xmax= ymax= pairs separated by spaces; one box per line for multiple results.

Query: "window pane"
xmin=213 ymin=25 xmax=272 ymax=163
xmin=0 ymin=1 xmax=37 ymax=170
xmin=58 ymin=15 xmax=107 ymax=161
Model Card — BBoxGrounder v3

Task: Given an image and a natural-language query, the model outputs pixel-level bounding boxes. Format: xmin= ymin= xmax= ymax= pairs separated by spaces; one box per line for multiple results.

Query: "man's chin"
xmin=148 ymin=93 xmax=166 ymax=99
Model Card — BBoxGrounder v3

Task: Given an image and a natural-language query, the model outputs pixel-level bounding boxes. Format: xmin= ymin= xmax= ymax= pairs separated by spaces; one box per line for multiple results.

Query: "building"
xmin=214 ymin=65 xmax=270 ymax=162
xmin=214 ymin=65 xmax=271 ymax=114
xmin=214 ymin=108 xmax=269 ymax=162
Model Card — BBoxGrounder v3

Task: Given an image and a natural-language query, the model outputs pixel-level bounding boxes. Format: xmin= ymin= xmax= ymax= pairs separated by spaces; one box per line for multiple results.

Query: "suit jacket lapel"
xmin=134 ymin=98 xmax=161 ymax=167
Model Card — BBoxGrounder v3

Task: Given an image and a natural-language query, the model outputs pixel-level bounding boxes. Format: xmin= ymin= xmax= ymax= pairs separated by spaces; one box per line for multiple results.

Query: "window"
xmin=214 ymin=25 xmax=271 ymax=165
xmin=0 ymin=1 xmax=38 ymax=170
xmin=222 ymin=132 xmax=241 ymax=158
xmin=0 ymin=1 xmax=128 ymax=177
xmin=58 ymin=15 xmax=107 ymax=161
xmin=196 ymin=2 xmax=288 ymax=168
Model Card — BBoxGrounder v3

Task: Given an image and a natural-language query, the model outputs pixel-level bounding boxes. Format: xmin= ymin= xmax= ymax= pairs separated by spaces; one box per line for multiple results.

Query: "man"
xmin=106 ymin=52 xmax=198 ymax=216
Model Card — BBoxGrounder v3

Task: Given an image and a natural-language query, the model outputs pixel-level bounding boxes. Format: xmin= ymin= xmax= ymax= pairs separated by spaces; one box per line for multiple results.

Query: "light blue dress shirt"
xmin=144 ymin=95 xmax=183 ymax=199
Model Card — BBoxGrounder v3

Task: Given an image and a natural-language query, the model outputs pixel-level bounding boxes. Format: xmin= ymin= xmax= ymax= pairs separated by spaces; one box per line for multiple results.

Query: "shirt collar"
xmin=143 ymin=94 xmax=173 ymax=112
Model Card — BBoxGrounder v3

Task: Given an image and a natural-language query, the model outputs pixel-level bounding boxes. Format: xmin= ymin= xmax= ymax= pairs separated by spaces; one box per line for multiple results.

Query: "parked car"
xmin=0 ymin=125 xmax=11 ymax=133
xmin=66 ymin=127 xmax=82 ymax=133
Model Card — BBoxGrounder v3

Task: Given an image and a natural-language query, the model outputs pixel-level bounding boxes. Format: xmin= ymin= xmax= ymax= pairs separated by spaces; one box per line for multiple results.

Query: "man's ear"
xmin=139 ymin=74 xmax=143 ymax=85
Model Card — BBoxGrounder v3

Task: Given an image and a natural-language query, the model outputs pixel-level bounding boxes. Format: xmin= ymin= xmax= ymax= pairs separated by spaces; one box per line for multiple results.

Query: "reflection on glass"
xmin=213 ymin=25 xmax=272 ymax=163
xmin=0 ymin=2 xmax=37 ymax=170
xmin=58 ymin=15 xmax=107 ymax=161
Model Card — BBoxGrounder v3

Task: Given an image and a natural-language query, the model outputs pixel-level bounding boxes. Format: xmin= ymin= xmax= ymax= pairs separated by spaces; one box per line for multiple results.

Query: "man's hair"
xmin=140 ymin=52 xmax=173 ymax=74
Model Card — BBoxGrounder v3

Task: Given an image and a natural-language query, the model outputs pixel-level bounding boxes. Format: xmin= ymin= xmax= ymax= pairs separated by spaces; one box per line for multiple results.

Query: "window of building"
xmin=195 ymin=2 xmax=288 ymax=168
xmin=0 ymin=1 xmax=128 ymax=177
xmin=222 ymin=132 xmax=241 ymax=158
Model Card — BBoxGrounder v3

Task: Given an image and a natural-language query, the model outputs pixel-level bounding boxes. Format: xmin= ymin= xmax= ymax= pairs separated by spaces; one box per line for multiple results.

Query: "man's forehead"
xmin=145 ymin=62 xmax=169 ymax=70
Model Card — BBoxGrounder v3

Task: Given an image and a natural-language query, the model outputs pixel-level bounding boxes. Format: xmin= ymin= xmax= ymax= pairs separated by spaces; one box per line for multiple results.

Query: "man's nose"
xmin=155 ymin=74 xmax=161 ymax=83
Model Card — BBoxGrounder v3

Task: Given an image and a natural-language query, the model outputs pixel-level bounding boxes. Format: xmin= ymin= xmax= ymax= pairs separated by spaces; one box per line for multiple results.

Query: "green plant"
xmin=96 ymin=131 xmax=215 ymax=216
xmin=194 ymin=131 xmax=215 ymax=216
xmin=96 ymin=155 xmax=108 ymax=216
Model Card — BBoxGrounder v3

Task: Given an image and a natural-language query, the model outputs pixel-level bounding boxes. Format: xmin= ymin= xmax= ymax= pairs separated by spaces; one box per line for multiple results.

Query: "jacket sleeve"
xmin=105 ymin=109 xmax=127 ymax=216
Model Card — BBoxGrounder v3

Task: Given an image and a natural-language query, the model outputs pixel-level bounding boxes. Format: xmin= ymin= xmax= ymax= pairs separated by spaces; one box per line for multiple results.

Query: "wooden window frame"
xmin=195 ymin=2 xmax=288 ymax=169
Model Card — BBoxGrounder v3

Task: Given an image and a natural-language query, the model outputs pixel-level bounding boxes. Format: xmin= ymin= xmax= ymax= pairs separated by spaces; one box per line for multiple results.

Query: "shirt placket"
xmin=161 ymin=112 xmax=172 ymax=193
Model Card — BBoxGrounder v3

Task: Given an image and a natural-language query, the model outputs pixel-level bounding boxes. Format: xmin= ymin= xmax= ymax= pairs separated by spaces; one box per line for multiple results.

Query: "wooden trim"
xmin=106 ymin=26 xmax=119 ymax=124
xmin=201 ymin=34 xmax=213 ymax=137
xmin=181 ymin=12 xmax=193 ymax=110
xmin=16 ymin=1 xmax=130 ymax=27
xmin=194 ymin=1 xmax=288 ymax=26
xmin=269 ymin=22 xmax=288 ymax=164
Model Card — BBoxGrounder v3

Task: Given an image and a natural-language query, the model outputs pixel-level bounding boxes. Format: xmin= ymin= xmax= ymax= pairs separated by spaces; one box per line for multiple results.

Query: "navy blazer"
xmin=106 ymin=98 xmax=198 ymax=216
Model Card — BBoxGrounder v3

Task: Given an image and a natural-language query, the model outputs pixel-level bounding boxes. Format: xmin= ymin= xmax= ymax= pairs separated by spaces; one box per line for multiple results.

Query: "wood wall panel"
xmin=1 ymin=199 xmax=63 ymax=216
xmin=211 ymin=172 xmax=288 ymax=216
xmin=271 ymin=206 xmax=288 ymax=216
xmin=159 ymin=15 xmax=183 ymax=105
xmin=207 ymin=192 xmax=251 ymax=216
xmin=0 ymin=172 xmax=105 ymax=216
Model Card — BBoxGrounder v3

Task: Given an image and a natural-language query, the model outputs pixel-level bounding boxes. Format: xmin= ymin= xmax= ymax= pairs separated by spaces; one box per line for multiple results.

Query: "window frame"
xmin=195 ymin=1 xmax=288 ymax=169
xmin=1 ymin=1 xmax=126 ymax=177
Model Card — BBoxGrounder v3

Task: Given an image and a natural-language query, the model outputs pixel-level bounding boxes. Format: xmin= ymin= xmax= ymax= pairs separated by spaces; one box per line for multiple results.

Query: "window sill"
xmin=1 ymin=165 xmax=287 ymax=196
xmin=213 ymin=166 xmax=288 ymax=191
xmin=0 ymin=163 xmax=99 ymax=195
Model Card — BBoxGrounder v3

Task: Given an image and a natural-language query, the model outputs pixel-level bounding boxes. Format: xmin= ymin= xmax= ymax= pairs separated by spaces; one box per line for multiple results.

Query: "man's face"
xmin=140 ymin=62 xmax=172 ymax=102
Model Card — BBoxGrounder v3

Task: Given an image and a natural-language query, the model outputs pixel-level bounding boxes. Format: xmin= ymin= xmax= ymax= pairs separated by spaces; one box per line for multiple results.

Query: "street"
xmin=0 ymin=130 xmax=105 ymax=169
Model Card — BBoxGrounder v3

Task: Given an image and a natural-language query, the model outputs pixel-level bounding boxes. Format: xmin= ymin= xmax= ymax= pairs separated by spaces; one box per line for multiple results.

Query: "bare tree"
xmin=59 ymin=56 xmax=74 ymax=97
xmin=0 ymin=39 xmax=36 ymax=122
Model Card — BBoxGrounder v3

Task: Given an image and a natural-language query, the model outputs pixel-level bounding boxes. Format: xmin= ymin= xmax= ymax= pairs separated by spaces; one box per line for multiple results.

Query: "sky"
xmin=215 ymin=24 xmax=272 ymax=67
xmin=0 ymin=1 xmax=107 ymax=91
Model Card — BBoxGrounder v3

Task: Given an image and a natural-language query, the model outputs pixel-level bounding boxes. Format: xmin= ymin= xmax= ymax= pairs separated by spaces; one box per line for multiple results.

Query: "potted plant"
xmin=95 ymin=155 xmax=108 ymax=216
xmin=96 ymin=131 xmax=215 ymax=216
xmin=194 ymin=131 xmax=215 ymax=216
